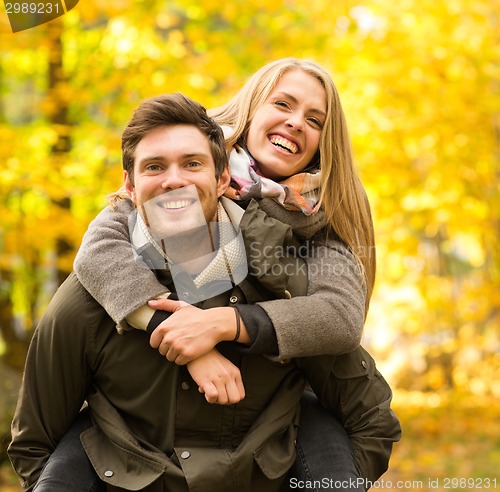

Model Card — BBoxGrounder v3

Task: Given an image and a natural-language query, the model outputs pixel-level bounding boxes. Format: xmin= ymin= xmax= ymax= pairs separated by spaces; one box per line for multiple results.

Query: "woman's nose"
xmin=286 ymin=112 xmax=304 ymax=132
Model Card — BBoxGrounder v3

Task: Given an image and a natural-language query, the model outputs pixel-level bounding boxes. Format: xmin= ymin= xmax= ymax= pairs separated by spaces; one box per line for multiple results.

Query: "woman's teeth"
xmin=269 ymin=136 xmax=298 ymax=154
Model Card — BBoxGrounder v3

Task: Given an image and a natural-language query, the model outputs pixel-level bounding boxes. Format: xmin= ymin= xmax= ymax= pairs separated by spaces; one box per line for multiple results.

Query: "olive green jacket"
xmin=9 ymin=200 xmax=401 ymax=491
xmin=9 ymin=272 xmax=306 ymax=492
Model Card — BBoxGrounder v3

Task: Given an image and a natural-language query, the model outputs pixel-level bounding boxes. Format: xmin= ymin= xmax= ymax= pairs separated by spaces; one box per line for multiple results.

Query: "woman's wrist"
xmin=231 ymin=307 xmax=241 ymax=342
xmin=217 ymin=307 xmax=249 ymax=344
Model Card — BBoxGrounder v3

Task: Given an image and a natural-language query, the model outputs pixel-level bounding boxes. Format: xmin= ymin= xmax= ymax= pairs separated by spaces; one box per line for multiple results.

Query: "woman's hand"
xmin=148 ymin=298 xmax=244 ymax=364
xmin=186 ymin=349 xmax=245 ymax=404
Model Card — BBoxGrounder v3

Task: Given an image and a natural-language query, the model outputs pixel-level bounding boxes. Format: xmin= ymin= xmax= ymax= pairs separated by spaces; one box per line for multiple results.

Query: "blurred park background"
xmin=0 ymin=0 xmax=499 ymax=490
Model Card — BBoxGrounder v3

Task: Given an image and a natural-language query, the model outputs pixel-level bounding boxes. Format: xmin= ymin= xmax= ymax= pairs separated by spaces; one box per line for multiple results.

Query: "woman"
xmin=39 ymin=59 xmax=399 ymax=491
xmin=77 ymin=58 xmax=373 ymax=361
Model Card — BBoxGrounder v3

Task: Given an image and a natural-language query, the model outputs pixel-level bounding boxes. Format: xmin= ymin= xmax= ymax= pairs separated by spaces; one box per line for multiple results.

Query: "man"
xmin=8 ymin=93 xmax=309 ymax=492
xmin=9 ymin=93 xmax=400 ymax=492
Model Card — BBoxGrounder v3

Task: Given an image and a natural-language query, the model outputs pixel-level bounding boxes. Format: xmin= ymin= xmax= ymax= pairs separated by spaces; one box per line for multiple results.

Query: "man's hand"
xmin=148 ymin=298 xmax=236 ymax=364
xmin=186 ymin=349 xmax=245 ymax=404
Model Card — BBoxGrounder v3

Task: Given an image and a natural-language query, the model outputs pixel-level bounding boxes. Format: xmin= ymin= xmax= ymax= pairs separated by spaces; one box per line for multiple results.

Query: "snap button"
xmin=229 ymin=295 xmax=238 ymax=304
xmin=361 ymin=360 xmax=367 ymax=369
xmin=181 ymin=381 xmax=190 ymax=390
xmin=180 ymin=451 xmax=191 ymax=459
xmin=104 ymin=470 xmax=114 ymax=477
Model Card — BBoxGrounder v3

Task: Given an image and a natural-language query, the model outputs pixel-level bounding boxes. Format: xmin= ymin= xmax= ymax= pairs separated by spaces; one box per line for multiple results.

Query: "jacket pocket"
xmin=253 ymin=422 xmax=297 ymax=480
xmin=81 ymin=426 xmax=167 ymax=491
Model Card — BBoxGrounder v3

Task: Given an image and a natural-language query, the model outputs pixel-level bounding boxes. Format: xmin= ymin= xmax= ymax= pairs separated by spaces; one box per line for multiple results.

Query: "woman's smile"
xmin=268 ymin=134 xmax=299 ymax=154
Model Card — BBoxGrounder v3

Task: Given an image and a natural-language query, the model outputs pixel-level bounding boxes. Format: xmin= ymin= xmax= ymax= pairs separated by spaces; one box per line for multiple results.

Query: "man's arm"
xmin=186 ymin=349 xmax=245 ymax=404
xmin=8 ymin=274 xmax=94 ymax=490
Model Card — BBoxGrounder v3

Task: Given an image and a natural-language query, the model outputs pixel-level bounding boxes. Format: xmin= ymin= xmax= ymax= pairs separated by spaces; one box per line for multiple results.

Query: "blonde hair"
xmin=210 ymin=58 xmax=376 ymax=310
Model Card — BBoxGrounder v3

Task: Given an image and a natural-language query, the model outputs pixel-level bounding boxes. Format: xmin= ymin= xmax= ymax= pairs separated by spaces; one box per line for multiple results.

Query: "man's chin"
xmin=150 ymin=217 xmax=209 ymax=241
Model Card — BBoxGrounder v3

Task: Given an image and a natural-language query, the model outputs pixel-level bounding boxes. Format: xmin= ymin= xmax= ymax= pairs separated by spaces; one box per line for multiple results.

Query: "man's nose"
xmin=161 ymin=166 xmax=188 ymax=190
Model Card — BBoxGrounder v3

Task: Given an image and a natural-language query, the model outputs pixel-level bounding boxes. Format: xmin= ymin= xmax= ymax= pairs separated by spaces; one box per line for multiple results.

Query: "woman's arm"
xmin=147 ymin=201 xmax=365 ymax=363
xmin=186 ymin=348 xmax=245 ymax=404
xmin=74 ymin=203 xmax=249 ymax=401
xmin=256 ymin=237 xmax=366 ymax=360
xmin=73 ymin=199 xmax=168 ymax=329
xmin=239 ymin=199 xmax=365 ymax=360
xmin=74 ymin=198 xmax=364 ymax=360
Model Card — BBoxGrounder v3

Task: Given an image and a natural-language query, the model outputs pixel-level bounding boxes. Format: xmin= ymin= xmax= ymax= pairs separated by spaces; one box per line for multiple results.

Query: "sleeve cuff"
xmin=235 ymin=304 xmax=278 ymax=356
xmin=146 ymin=310 xmax=172 ymax=335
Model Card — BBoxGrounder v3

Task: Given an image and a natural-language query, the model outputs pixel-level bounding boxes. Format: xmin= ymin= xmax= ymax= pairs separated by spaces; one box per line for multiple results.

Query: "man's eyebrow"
xmin=182 ymin=152 xmax=211 ymax=159
xmin=273 ymin=91 xmax=327 ymax=117
xmin=138 ymin=155 xmax=163 ymax=163
xmin=138 ymin=152 xmax=211 ymax=163
xmin=139 ymin=152 xmax=211 ymax=165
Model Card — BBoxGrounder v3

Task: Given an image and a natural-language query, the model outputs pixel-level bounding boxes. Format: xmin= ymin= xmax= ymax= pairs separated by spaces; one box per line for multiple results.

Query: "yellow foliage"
xmin=0 ymin=0 xmax=498 ymax=393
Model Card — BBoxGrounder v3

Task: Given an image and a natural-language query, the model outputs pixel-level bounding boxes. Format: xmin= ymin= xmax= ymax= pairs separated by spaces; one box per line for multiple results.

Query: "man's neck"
xmin=132 ymin=202 xmax=222 ymax=277
xmin=164 ymin=220 xmax=219 ymax=275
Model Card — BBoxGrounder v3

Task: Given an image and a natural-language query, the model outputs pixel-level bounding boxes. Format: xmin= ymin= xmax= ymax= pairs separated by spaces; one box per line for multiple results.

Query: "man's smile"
xmin=158 ymin=198 xmax=195 ymax=211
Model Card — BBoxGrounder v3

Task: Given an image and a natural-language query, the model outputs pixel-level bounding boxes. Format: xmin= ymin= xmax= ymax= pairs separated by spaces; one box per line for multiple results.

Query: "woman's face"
xmin=246 ymin=70 xmax=327 ymax=180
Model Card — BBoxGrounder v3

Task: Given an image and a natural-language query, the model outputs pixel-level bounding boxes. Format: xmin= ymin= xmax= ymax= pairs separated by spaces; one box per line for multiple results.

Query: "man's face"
xmin=124 ymin=124 xmax=230 ymax=238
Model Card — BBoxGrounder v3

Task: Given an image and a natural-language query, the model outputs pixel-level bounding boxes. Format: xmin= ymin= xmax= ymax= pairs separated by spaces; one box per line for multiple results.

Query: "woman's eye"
xmin=308 ymin=117 xmax=323 ymax=129
xmin=274 ymin=101 xmax=290 ymax=109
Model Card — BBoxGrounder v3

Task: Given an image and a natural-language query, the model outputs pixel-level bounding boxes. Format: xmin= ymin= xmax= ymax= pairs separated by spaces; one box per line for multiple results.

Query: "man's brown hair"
xmin=122 ymin=93 xmax=227 ymax=183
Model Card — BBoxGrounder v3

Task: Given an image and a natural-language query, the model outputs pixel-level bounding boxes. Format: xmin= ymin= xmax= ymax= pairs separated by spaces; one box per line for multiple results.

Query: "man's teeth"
xmin=270 ymin=136 xmax=298 ymax=154
xmin=161 ymin=200 xmax=191 ymax=210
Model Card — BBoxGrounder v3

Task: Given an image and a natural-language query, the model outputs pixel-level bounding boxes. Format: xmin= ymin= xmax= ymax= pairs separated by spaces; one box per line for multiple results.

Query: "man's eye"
xmin=187 ymin=161 xmax=201 ymax=168
xmin=146 ymin=164 xmax=162 ymax=171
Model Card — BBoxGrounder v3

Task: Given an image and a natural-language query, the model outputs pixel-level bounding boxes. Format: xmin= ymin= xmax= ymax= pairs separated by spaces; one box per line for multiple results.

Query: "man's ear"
xmin=216 ymin=166 xmax=231 ymax=198
xmin=124 ymin=170 xmax=136 ymax=204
